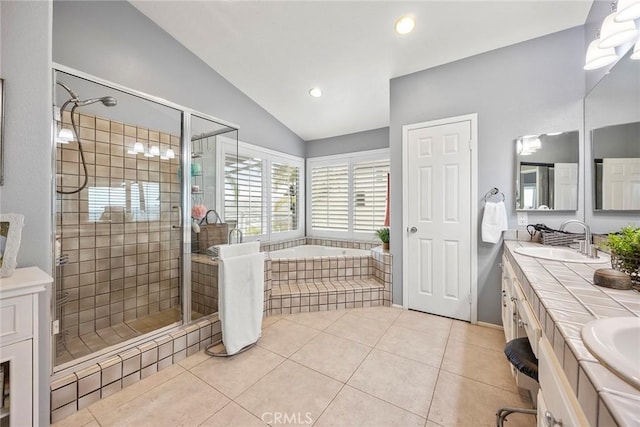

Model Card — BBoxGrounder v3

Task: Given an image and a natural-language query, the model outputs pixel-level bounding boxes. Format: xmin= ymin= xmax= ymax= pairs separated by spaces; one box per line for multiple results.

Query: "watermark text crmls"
xmin=261 ymin=411 xmax=313 ymax=425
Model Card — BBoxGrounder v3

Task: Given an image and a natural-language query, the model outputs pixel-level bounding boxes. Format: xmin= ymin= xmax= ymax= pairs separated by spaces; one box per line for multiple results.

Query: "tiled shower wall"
xmin=56 ymin=110 xmax=182 ymax=338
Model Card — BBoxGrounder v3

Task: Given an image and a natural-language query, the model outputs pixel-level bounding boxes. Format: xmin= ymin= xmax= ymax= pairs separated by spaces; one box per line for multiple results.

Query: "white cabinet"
xmin=537 ymin=337 xmax=589 ymax=426
xmin=0 ymin=267 xmax=52 ymax=427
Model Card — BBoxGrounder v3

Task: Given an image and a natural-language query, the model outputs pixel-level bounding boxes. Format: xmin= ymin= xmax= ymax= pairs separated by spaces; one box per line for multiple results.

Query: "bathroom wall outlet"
xmin=517 ymin=212 xmax=528 ymax=227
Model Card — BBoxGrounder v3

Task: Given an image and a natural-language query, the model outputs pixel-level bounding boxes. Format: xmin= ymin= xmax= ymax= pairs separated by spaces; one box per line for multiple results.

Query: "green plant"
xmin=604 ymin=226 xmax=640 ymax=258
xmin=375 ymin=227 xmax=390 ymax=243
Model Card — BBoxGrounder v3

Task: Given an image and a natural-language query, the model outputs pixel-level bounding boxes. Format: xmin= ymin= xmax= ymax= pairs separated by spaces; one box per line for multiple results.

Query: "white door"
xmin=553 ymin=163 xmax=578 ymax=210
xmin=404 ymin=117 xmax=474 ymax=321
xmin=603 ymin=158 xmax=640 ymax=209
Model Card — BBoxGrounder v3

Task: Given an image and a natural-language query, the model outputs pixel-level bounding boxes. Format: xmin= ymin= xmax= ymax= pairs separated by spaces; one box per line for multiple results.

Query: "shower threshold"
xmin=56 ymin=308 xmax=203 ymax=365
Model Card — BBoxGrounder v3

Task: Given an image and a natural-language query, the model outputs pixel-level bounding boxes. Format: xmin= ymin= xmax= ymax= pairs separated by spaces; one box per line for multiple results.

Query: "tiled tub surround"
xmin=269 ymin=245 xmax=392 ymax=315
xmin=191 ymin=254 xmax=272 ymax=317
xmin=504 ymin=241 xmax=640 ymax=426
xmin=56 ymin=110 xmax=182 ymax=362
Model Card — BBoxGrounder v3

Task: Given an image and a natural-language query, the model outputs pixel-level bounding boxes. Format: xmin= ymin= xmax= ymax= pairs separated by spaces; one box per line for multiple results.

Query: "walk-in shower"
xmin=52 ymin=68 xmax=238 ymax=370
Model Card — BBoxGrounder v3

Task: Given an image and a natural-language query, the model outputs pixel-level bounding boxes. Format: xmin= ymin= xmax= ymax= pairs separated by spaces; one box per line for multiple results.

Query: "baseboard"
xmin=392 ymin=303 xmax=404 ymax=309
xmin=477 ymin=321 xmax=503 ymax=330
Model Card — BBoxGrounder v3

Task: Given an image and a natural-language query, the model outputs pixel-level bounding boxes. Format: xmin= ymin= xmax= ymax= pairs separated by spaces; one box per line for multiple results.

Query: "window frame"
xmin=218 ymin=139 xmax=305 ymax=242
xmin=306 ymin=148 xmax=390 ymax=240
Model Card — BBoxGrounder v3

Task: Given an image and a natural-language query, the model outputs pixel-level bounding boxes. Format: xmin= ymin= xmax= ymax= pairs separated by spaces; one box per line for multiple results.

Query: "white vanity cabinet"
xmin=0 ymin=267 xmax=52 ymax=427
xmin=502 ymin=252 xmax=588 ymax=427
xmin=536 ymin=337 xmax=589 ymax=427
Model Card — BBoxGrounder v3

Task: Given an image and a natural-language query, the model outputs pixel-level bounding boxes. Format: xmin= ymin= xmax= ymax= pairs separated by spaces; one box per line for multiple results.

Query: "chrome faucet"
xmin=228 ymin=228 xmax=243 ymax=244
xmin=559 ymin=220 xmax=594 ymax=257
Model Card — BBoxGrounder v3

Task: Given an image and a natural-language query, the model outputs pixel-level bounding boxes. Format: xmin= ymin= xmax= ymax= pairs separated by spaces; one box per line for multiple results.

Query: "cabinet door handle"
xmin=518 ymin=319 xmax=528 ymax=328
xmin=544 ymin=410 xmax=562 ymax=426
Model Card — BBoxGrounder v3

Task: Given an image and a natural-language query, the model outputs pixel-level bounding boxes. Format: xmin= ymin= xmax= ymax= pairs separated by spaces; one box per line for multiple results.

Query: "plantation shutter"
xmin=225 ymin=152 xmax=264 ymax=236
xmin=353 ymin=159 xmax=390 ymax=232
xmin=311 ymin=164 xmax=349 ymax=230
xmin=271 ymin=163 xmax=299 ymax=233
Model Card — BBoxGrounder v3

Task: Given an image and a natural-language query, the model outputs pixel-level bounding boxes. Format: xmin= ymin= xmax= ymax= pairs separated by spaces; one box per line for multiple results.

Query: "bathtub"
xmin=269 ymin=244 xmax=371 ymax=259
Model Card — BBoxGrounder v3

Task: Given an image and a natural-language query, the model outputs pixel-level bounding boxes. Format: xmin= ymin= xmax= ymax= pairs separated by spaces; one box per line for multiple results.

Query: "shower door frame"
xmin=50 ymin=64 xmax=239 ymax=376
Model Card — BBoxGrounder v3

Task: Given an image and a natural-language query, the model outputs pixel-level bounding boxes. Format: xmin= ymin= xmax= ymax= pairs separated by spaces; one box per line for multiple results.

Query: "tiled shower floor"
xmin=56 ymin=308 xmax=203 ymax=365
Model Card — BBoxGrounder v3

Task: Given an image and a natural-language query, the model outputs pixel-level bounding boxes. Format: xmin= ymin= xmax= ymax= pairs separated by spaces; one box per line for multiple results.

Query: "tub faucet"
xmin=229 ymin=228 xmax=243 ymax=244
xmin=559 ymin=220 xmax=593 ymax=256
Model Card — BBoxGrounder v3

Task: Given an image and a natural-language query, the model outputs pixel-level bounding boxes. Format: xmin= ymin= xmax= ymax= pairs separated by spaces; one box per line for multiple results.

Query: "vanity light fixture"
xmin=309 ymin=87 xmax=322 ymax=98
xmin=615 ymin=0 xmax=640 ymax=22
xmin=160 ymin=148 xmax=175 ymax=160
xmin=144 ymin=145 xmax=160 ymax=157
xmin=585 ymin=32 xmax=619 ymax=70
xmin=56 ymin=128 xmax=74 ymax=144
xmin=127 ymin=142 xmax=145 ymax=155
xmin=599 ymin=3 xmax=639 ymax=48
xmin=546 ymin=131 xmax=564 ymax=136
xmin=395 ymin=15 xmax=416 ymax=35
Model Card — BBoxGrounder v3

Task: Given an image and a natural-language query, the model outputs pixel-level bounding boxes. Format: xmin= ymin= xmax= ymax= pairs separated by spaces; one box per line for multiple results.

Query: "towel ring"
xmin=483 ymin=187 xmax=505 ymax=203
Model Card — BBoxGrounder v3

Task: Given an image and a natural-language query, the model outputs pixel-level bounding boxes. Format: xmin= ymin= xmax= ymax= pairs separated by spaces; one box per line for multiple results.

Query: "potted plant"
xmin=603 ymin=225 xmax=640 ymax=286
xmin=376 ymin=227 xmax=390 ymax=250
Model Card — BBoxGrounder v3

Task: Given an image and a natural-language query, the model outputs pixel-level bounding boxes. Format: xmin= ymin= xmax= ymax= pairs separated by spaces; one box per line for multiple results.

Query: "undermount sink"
xmin=513 ymin=246 xmax=610 ymax=264
xmin=582 ymin=317 xmax=640 ymax=391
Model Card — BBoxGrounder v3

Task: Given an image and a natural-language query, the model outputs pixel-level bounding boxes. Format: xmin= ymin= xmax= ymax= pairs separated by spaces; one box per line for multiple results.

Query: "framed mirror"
xmin=586 ymin=49 xmax=640 ymax=211
xmin=515 ymin=130 xmax=579 ymax=211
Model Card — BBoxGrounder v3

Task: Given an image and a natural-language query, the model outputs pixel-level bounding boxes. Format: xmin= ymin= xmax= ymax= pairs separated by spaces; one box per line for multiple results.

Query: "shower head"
xmin=76 ymin=96 xmax=118 ymax=107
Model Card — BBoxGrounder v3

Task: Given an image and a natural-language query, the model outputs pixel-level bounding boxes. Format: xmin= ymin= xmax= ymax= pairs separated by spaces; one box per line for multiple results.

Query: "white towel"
xmin=482 ymin=201 xmax=508 ymax=244
xmin=217 ymin=241 xmax=260 ymax=259
xmin=218 ymin=252 xmax=264 ymax=355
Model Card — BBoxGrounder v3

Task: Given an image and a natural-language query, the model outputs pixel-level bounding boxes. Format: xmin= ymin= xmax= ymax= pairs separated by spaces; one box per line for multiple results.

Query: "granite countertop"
xmin=504 ymin=240 xmax=640 ymax=427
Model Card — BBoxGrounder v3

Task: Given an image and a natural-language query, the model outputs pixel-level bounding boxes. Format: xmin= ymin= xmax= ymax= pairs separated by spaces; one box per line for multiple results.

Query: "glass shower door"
xmin=53 ymin=70 xmax=184 ymax=367
xmin=189 ymin=115 xmax=238 ymax=319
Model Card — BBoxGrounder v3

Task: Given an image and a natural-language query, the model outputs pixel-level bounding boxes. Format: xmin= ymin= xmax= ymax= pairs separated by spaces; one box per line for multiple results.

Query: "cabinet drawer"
xmin=538 ymin=337 xmax=588 ymax=426
xmin=512 ymin=281 xmax=542 ymax=357
xmin=0 ymin=295 xmax=33 ymax=345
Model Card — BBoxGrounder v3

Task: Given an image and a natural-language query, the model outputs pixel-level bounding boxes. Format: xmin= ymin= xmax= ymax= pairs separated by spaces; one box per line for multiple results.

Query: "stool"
xmin=496 ymin=337 xmax=538 ymax=426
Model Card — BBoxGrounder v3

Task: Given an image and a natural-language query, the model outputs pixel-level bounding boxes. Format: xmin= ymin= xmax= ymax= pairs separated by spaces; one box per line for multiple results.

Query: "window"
xmin=88 ymin=181 xmax=160 ymax=222
xmin=353 ymin=159 xmax=389 ymax=232
xmin=224 ymin=153 xmax=264 ymax=236
xmin=271 ymin=163 xmax=300 ymax=233
xmin=220 ymin=141 xmax=304 ymax=241
xmin=307 ymin=149 xmax=389 ymax=238
xmin=310 ymin=164 xmax=348 ymax=231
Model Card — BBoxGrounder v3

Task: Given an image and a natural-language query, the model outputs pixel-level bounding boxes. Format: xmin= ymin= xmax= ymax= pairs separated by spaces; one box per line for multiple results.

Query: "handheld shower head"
xmin=76 ymin=96 xmax=117 ymax=107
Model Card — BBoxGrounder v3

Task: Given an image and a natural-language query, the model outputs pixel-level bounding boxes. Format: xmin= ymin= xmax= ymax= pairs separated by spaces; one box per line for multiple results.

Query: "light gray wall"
xmin=390 ymin=27 xmax=585 ymax=325
xmin=517 ymin=131 xmax=580 ymax=164
xmin=0 ymin=1 xmax=53 ymax=419
xmin=305 ymin=127 xmax=389 ymax=158
xmin=592 ymin=123 xmax=640 ymax=158
xmin=53 ymin=0 xmax=304 ymax=157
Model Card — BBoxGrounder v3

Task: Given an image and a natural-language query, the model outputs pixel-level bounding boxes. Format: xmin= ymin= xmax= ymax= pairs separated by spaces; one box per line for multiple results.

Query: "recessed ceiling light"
xmin=309 ymin=87 xmax=322 ymax=98
xmin=395 ymin=15 xmax=415 ymax=35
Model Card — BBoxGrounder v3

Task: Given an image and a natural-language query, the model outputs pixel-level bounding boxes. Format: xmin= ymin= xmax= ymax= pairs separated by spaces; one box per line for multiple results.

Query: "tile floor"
xmin=53 ymin=306 xmax=535 ymax=427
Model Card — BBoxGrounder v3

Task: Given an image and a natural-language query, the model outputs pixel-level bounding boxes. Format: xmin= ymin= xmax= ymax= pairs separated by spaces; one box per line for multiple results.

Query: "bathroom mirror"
xmin=586 ymin=49 xmax=640 ymax=211
xmin=514 ymin=130 xmax=579 ymax=211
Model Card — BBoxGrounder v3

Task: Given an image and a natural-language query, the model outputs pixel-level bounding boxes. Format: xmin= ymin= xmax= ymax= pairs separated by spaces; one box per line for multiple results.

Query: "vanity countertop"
xmin=504 ymin=240 xmax=640 ymax=427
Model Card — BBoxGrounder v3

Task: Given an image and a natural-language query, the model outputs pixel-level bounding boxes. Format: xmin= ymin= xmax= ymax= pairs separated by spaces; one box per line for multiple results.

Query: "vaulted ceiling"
xmin=131 ymin=1 xmax=592 ymax=141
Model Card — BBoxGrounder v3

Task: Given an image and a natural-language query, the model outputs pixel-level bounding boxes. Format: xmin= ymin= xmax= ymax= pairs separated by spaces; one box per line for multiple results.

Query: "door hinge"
xmin=468 ymin=294 xmax=472 ymax=305
xmin=52 ymin=319 xmax=60 ymax=335
xmin=468 ymin=140 xmax=473 ymax=151
xmin=53 ymin=106 xmax=61 ymax=121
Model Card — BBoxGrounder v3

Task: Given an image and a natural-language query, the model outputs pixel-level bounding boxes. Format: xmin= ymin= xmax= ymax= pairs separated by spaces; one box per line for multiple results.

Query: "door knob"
xmin=407 ymin=226 xmax=418 ymax=233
